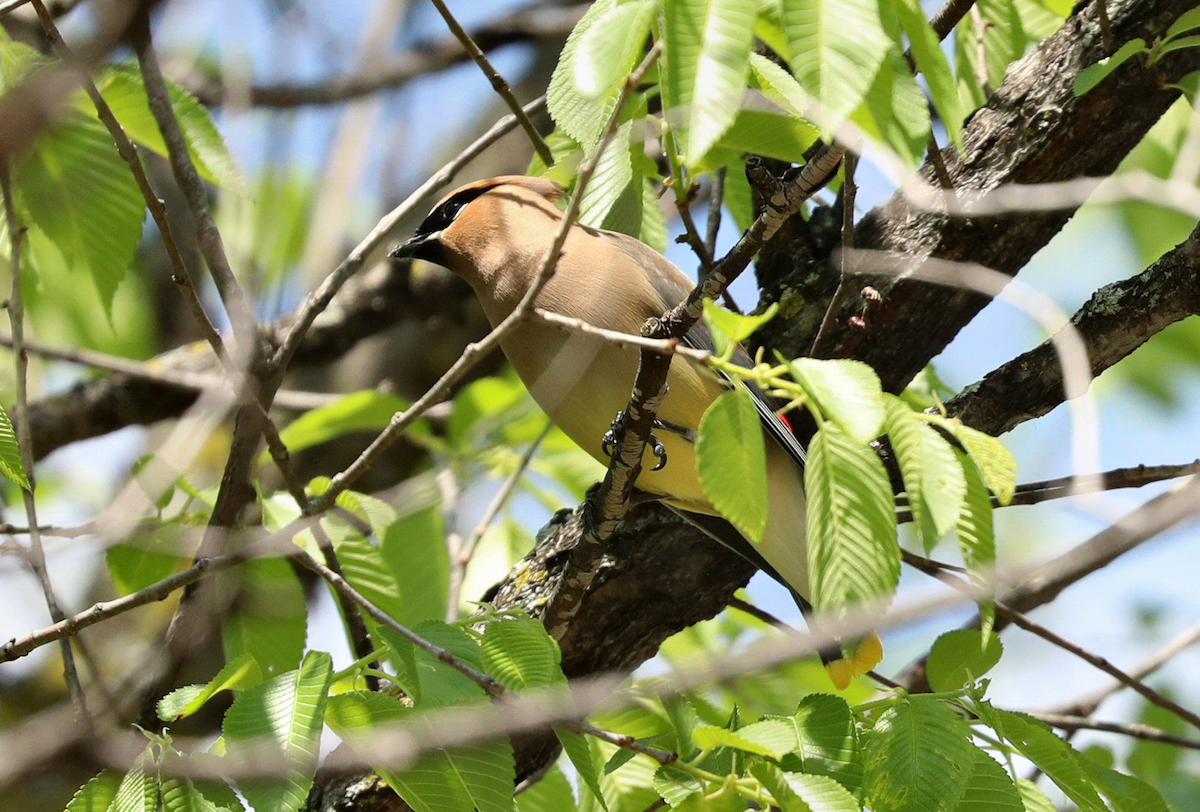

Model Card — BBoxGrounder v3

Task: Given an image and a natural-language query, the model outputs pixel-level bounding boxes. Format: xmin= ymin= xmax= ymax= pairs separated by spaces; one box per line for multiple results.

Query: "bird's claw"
xmin=601 ymin=410 xmax=669 ymax=471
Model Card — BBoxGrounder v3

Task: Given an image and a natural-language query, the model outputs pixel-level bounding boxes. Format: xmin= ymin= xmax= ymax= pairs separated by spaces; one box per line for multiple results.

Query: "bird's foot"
xmin=601 ymin=411 xmax=670 ymax=471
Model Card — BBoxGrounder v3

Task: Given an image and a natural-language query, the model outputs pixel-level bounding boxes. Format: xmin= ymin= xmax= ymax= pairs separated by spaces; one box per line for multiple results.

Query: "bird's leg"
xmin=601 ymin=411 xmax=672 ymax=471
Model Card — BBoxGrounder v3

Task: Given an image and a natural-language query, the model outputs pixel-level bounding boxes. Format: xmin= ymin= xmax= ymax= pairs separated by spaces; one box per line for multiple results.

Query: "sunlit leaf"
xmin=926 ymin=629 xmax=1003 ymax=692
xmin=158 ymin=653 xmax=262 ymax=721
xmin=785 ymin=358 xmax=885 ymax=443
xmin=863 ymin=696 xmax=977 ymax=812
xmin=697 ymin=387 xmax=770 ymax=542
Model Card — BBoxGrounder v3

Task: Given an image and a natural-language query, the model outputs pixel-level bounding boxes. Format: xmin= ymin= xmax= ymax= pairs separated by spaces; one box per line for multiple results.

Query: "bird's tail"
xmin=668 ymin=506 xmax=883 ymax=690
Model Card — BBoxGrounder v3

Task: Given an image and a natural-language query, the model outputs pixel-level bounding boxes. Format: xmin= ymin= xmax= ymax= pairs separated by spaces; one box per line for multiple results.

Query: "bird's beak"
xmin=390 ymin=230 xmax=441 ymax=260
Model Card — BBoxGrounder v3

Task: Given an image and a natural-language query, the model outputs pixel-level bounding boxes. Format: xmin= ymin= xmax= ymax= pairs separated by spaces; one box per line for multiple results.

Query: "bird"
xmin=392 ymin=175 xmax=880 ymax=688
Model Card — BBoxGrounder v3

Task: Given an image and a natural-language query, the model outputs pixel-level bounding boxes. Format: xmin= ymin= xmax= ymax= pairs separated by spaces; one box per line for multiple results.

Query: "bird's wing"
xmin=600 ymin=229 xmax=807 ymax=473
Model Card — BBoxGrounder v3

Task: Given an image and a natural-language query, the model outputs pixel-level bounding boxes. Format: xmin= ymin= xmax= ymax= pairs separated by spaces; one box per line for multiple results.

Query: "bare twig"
xmin=426 ymin=0 xmax=552 ymax=166
xmin=1036 ymin=713 xmax=1200 ymax=750
xmin=810 ymin=151 xmax=858 ymax=356
xmin=0 ymin=158 xmax=89 ymax=722
xmin=1096 ymin=0 xmax=1116 ymax=52
xmin=674 ymin=185 xmax=715 ymax=271
xmin=928 ymin=0 xmax=980 ymax=39
xmin=705 ymin=167 xmax=725 ymax=261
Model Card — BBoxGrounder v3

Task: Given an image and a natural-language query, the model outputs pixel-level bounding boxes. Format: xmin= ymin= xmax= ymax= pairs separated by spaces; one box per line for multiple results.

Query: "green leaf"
xmin=687 ymin=0 xmax=757 ymax=165
xmin=518 ymin=766 xmax=578 ymax=812
xmin=410 ymin=621 xmax=489 ymax=709
xmin=863 ymin=696 xmax=977 ymax=812
xmin=1168 ymin=6 xmax=1200 ymax=39
xmin=1084 ymin=762 xmax=1170 ymax=812
xmin=930 ymin=418 xmax=1017 ymax=504
xmin=0 ymin=404 xmax=28 ymax=489
xmin=161 ymin=777 xmax=232 ymax=812
xmin=853 ymin=47 xmax=930 ymax=167
xmin=573 ymin=0 xmax=655 ymax=99
xmin=557 ymin=729 xmax=609 ymax=811
xmin=884 ymin=397 xmax=965 ymax=552
xmin=703 ymin=299 xmax=778 ymax=356
xmin=549 ymin=0 xmax=627 ymax=148
xmin=785 ymin=358 xmax=885 ymax=443
xmin=697 ymin=387 xmax=770 ymax=542
xmin=218 ymin=556 xmax=307 ymax=677
xmin=223 ymin=651 xmax=332 ymax=812
xmin=691 ymin=718 xmax=798 ymax=758
xmin=382 ymin=503 xmax=450 ymax=627
xmin=748 ymin=52 xmax=809 ymax=117
xmin=106 ymin=536 xmax=182 ymax=596
xmin=805 ymin=425 xmax=900 ymax=620
xmin=783 ymin=0 xmax=891 ymax=132
xmin=325 ymin=523 xmax=407 ymax=625
xmin=64 ymin=770 xmax=123 ymax=812
xmin=1074 ymin=38 xmax=1147 ymax=96
xmin=926 ymin=629 xmax=1003 ymax=692
xmin=97 ymin=65 xmax=245 ymax=192
xmin=158 ymin=654 xmax=262 ymax=721
xmin=954 ymin=448 xmax=997 ymax=637
xmin=480 ymin=613 xmax=565 ymax=690
xmin=891 ymin=0 xmax=964 ymax=147
xmin=1016 ymin=779 xmax=1058 ymax=812
xmin=639 ymin=176 xmax=668 ymax=253
xmin=578 ymin=120 xmax=638 ymax=231
xmin=653 ymin=767 xmax=703 ymax=807
xmin=782 ymin=694 xmax=862 ymax=796
xmin=326 ymin=691 xmax=516 ymax=812
xmin=993 ymin=710 xmax=1108 ymax=812
xmin=955 ymin=747 xmax=1022 ymax=811
xmin=110 ymin=754 xmax=158 ymax=812
xmin=373 ymin=625 xmax=421 ymax=702
xmin=751 ymin=763 xmax=860 ymax=812
xmin=13 ymin=113 xmax=145 ymax=316
xmin=705 ymin=108 xmax=821 ymax=167
xmin=268 ymin=391 xmax=418 ymax=464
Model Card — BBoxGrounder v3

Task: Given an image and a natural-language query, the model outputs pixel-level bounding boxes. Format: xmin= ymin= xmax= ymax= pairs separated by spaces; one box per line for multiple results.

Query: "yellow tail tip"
xmin=824 ymin=631 xmax=884 ymax=690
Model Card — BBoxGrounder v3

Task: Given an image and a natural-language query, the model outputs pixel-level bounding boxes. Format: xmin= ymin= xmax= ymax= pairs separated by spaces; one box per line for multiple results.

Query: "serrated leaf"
xmin=805 ymin=425 xmax=899 ymax=620
xmin=884 ymin=398 xmax=964 ymax=552
xmin=697 ymin=387 xmax=769 ymax=542
xmin=0 ymin=404 xmax=28 ymax=489
xmin=549 ymin=0 xmax=626 ymax=148
xmin=64 ymin=770 xmax=123 ymax=812
xmin=751 ymin=763 xmax=860 ymax=812
xmin=158 ymin=653 xmax=262 ymax=721
xmin=1076 ymin=38 xmax=1149 ymax=96
xmin=639 ymin=177 xmax=668 ymax=252
xmin=704 ymin=107 xmax=820 ymax=168
xmin=927 ymin=629 xmax=1003 ymax=692
xmin=687 ymin=0 xmax=757 ymax=165
xmin=994 ymin=710 xmax=1108 ymax=812
xmin=106 ymin=537 xmax=182 ymax=596
xmin=97 ymin=65 xmax=245 ymax=192
xmin=955 ymin=448 xmax=997 ymax=637
xmin=324 ymin=523 xmax=406 ymax=624
xmin=382 ymin=503 xmax=450 ymax=627
xmin=783 ymin=0 xmax=891 ymax=132
xmin=1084 ymin=762 xmax=1170 ymax=812
xmin=785 ymin=358 xmax=885 ymax=443
xmin=579 ymin=120 xmax=637 ymax=230
xmin=749 ymin=52 xmax=809 ymax=117
xmin=518 ymin=766 xmax=578 ymax=812
xmin=480 ymin=613 xmax=565 ymax=691
xmin=14 ymin=112 xmax=145 ymax=316
xmin=1016 ymin=779 xmax=1058 ymax=812
xmin=161 ymin=777 xmax=230 ymax=812
xmin=218 ymin=557 xmax=307 ymax=677
xmin=782 ymin=694 xmax=862 ymax=796
xmin=223 ymin=651 xmax=332 ymax=812
xmin=956 ymin=747 xmax=1022 ymax=811
xmin=110 ymin=755 xmax=158 ymax=812
xmin=703 ymin=300 xmax=778 ymax=356
xmin=933 ymin=419 xmax=1017 ymax=504
xmin=691 ymin=718 xmax=797 ymax=758
xmin=1168 ymin=6 xmax=1200 ymax=39
xmin=891 ymin=0 xmax=964 ymax=147
xmin=557 ymin=728 xmax=609 ymax=811
xmin=863 ymin=696 xmax=977 ymax=812
xmin=327 ymin=691 xmax=515 ymax=812
xmin=854 ymin=45 xmax=930 ymax=167
xmin=653 ymin=767 xmax=703 ymax=807
xmin=373 ymin=625 xmax=421 ymax=702
xmin=573 ymin=0 xmax=655 ymax=99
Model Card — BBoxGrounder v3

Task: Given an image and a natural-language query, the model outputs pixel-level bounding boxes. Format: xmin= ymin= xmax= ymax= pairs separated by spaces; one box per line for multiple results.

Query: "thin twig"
xmin=0 ymin=158 xmax=90 ymax=723
xmin=307 ymin=52 xmax=659 ymax=517
xmin=810 ymin=152 xmax=858 ymax=357
xmin=426 ymin=0 xmax=552 ymax=166
xmin=674 ymin=184 xmax=715 ymax=270
xmin=1045 ymin=619 xmax=1200 ymax=718
xmin=1095 ymin=0 xmax=1115 ymax=53
xmin=1036 ymin=713 xmax=1200 ymax=751
xmin=272 ymin=96 xmax=546 ymax=374
xmin=705 ymin=167 xmax=725 ymax=260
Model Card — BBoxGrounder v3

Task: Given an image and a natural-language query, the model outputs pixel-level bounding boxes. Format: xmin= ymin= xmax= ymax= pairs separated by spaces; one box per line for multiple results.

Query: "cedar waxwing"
xmin=392 ymin=176 xmax=880 ymax=686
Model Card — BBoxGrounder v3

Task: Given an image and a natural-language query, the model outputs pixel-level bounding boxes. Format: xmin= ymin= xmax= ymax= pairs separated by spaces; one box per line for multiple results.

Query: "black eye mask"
xmin=391 ymin=184 xmax=495 ymax=263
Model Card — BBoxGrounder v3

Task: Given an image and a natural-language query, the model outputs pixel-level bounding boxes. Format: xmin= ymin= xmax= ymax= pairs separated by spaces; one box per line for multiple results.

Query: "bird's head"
xmin=390 ymin=176 xmax=566 ymax=274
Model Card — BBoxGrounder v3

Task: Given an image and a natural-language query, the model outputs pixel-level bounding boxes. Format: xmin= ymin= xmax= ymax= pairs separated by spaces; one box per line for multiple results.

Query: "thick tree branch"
xmin=947 ymin=222 xmax=1200 ymax=435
